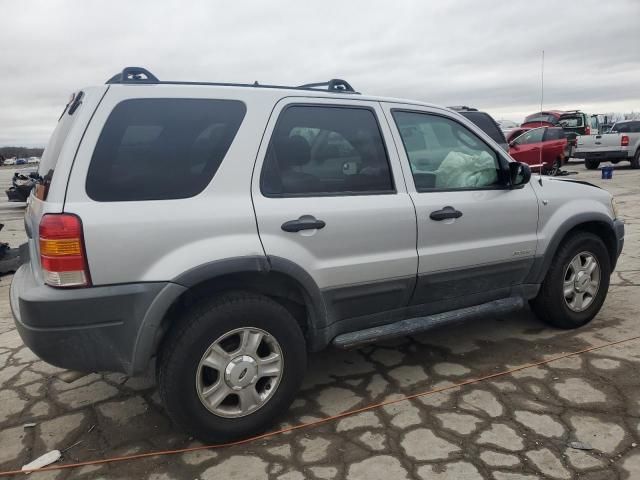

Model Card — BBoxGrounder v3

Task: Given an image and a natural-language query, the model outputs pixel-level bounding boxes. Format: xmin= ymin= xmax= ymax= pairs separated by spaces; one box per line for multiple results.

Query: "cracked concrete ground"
xmin=1 ymin=162 xmax=640 ymax=479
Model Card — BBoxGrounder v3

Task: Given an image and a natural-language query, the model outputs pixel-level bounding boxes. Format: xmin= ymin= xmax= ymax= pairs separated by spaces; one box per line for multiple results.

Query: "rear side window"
xmin=261 ymin=105 xmax=394 ymax=196
xmin=543 ymin=128 xmax=565 ymax=141
xmin=86 ymin=98 xmax=245 ymax=201
xmin=458 ymin=112 xmax=507 ymax=145
xmin=613 ymin=122 xmax=631 ymax=133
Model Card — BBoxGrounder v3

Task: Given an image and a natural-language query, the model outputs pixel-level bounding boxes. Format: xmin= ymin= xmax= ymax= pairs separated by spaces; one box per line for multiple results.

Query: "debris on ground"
xmin=568 ymin=441 xmax=594 ymax=450
xmin=23 ymin=423 xmax=37 ymax=429
xmin=21 ymin=450 xmax=61 ymax=472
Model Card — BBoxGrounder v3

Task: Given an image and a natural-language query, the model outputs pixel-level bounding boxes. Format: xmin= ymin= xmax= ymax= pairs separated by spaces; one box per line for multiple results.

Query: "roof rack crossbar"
xmin=298 ymin=79 xmax=357 ymax=93
xmin=106 ymin=67 xmax=159 ymax=85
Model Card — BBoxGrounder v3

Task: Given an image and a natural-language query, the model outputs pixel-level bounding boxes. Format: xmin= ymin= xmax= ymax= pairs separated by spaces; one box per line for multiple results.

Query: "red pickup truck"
xmin=507 ymin=127 xmax=567 ymax=173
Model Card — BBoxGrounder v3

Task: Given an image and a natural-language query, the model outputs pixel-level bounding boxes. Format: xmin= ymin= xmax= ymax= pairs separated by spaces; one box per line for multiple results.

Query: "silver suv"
xmin=11 ymin=67 xmax=624 ymax=442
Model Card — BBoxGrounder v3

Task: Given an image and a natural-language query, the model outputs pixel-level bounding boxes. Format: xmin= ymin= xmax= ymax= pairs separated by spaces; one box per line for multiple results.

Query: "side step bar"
xmin=332 ymin=297 xmax=525 ymax=349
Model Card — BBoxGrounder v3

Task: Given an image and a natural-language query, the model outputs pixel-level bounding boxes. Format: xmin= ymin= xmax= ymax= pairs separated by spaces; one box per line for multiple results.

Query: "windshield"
xmin=559 ymin=115 xmax=584 ymax=128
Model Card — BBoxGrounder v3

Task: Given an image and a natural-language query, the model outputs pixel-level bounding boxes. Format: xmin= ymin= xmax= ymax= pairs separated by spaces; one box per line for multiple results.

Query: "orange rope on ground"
xmin=2 ymin=334 xmax=639 ymax=477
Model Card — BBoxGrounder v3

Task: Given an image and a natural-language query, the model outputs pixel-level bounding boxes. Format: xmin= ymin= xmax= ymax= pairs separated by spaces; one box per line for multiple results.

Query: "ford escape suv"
xmin=11 ymin=67 xmax=624 ymax=442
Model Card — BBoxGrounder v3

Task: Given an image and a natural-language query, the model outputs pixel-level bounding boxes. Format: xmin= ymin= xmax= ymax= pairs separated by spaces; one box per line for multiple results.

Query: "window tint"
xmin=524 ymin=113 xmax=558 ymax=124
xmin=393 ymin=111 xmax=502 ymax=191
xmin=261 ymin=106 xmax=393 ymax=196
xmin=631 ymin=122 xmax=640 ymax=133
xmin=86 ymin=99 xmax=245 ymax=201
xmin=517 ymin=128 xmax=544 ymax=144
xmin=590 ymin=116 xmax=598 ymax=129
xmin=458 ymin=111 xmax=507 ymax=145
xmin=613 ymin=122 xmax=631 ymax=133
xmin=559 ymin=115 xmax=584 ymax=128
xmin=543 ymin=128 xmax=565 ymax=141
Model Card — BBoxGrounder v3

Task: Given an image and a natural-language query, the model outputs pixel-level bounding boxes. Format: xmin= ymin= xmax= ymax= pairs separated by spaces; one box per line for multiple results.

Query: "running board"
xmin=332 ymin=297 xmax=525 ymax=349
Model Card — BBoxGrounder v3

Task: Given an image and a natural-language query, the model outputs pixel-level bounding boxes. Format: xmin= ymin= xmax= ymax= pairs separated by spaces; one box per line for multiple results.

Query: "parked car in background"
xmin=448 ymin=106 xmax=509 ymax=151
xmin=15 ymin=158 xmax=27 ymax=165
xmin=521 ymin=110 xmax=565 ymax=128
xmin=3 ymin=158 xmax=16 ymax=166
xmin=11 ymin=67 xmax=624 ymax=443
xmin=574 ymin=120 xmax=640 ymax=169
xmin=508 ymin=127 xmax=568 ymax=173
xmin=522 ymin=110 xmax=599 ymax=156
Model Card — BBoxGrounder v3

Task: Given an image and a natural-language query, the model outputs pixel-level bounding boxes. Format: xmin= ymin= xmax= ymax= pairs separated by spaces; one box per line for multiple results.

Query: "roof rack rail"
xmin=106 ymin=67 xmax=159 ymax=84
xmin=298 ymin=79 xmax=358 ymax=93
xmin=105 ymin=67 xmax=359 ymax=94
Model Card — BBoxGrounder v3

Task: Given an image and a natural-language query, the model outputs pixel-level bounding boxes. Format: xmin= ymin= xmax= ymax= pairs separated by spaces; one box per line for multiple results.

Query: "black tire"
xmin=531 ymin=232 xmax=610 ymax=329
xmin=158 ymin=291 xmax=307 ymax=443
xmin=631 ymin=149 xmax=640 ymax=169
xmin=584 ymin=159 xmax=600 ymax=170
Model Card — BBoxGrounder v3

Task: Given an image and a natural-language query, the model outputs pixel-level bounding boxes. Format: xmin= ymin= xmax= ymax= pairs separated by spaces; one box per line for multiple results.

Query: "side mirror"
xmin=509 ymin=162 xmax=531 ymax=188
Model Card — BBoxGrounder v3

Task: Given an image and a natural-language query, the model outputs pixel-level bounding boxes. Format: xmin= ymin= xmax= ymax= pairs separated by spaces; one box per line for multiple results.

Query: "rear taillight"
xmin=39 ymin=214 xmax=91 ymax=287
xmin=622 ymin=135 xmax=630 ymax=147
xmin=585 ymin=126 xmax=591 ymax=135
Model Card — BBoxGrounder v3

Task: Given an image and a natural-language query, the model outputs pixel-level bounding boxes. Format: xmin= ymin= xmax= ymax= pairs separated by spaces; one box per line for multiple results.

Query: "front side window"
xmin=393 ymin=111 xmax=502 ymax=191
xmin=590 ymin=116 xmax=599 ymax=129
xmin=261 ymin=106 xmax=393 ymax=196
xmin=517 ymin=128 xmax=545 ymax=145
xmin=87 ymin=98 xmax=246 ymax=201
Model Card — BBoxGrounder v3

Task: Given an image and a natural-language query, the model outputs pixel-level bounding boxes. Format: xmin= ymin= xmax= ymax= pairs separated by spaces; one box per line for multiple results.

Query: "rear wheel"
xmin=585 ymin=159 xmax=600 ymax=170
xmin=531 ymin=232 xmax=610 ymax=329
xmin=631 ymin=149 xmax=640 ymax=169
xmin=158 ymin=292 xmax=307 ymax=443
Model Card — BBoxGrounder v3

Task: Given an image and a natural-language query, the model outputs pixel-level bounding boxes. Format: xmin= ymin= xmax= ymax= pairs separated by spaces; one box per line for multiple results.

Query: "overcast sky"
xmin=1 ymin=0 xmax=639 ymax=147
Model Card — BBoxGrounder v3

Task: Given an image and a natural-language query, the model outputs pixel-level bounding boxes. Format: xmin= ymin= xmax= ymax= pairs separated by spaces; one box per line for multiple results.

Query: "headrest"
xmin=275 ymin=135 xmax=311 ymax=167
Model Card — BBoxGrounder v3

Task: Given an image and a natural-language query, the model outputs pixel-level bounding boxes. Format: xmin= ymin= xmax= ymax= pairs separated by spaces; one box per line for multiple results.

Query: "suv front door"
xmin=385 ymin=105 xmax=539 ymax=313
xmin=252 ymin=98 xmax=418 ymax=329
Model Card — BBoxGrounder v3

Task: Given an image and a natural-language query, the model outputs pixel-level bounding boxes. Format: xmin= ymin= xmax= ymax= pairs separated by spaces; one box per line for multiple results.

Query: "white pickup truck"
xmin=574 ymin=120 xmax=640 ymax=169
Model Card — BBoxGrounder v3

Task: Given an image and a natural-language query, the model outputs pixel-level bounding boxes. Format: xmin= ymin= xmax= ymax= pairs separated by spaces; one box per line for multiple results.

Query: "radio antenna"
xmin=538 ymin=49 xmax=545 ymax=184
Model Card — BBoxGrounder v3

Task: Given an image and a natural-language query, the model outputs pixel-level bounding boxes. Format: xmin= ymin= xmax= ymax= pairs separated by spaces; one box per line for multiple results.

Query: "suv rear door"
xmin=25 ymin=87 xmax=108 ymax=282
xmin=384 ymin=103 xmax=539 ymax=312
xmin=252 ymin=97 xmax=418 ymax=326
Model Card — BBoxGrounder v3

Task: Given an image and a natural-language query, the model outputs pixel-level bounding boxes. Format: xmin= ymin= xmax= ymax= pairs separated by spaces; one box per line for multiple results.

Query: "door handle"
xmin=429 ymin=206 xmax=463 ymax=221
xmin=281 ymin=216 xmax=326 ymax=232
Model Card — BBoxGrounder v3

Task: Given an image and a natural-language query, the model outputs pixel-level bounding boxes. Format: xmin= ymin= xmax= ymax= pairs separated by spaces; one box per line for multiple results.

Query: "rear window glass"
xmin=559 ymin=115 xmax=584 ymax=128
xmin=86 ymin=98 xmax=245 ymax=201
xmin=36 ymin=92 xmax=84 ymax=200
xmin=458 ymin=112 xmax=507 ymax=145
xmin=524 ymin=114 xmax=558 ymax=124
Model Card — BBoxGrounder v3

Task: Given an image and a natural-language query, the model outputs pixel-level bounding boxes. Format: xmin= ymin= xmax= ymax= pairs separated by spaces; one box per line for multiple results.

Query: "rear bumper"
xmin=573 ymin=150 xmax=630 ymax=161
xmin=10 ymin=263 xmax=185 ymax=375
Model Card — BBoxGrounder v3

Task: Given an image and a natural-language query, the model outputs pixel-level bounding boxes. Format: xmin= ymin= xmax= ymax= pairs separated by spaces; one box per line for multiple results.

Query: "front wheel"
xmin=531 ymin=232 xmax=610 ymax=329
xmin=584 ymin=159 xmax=600 ymax=170
xmin=158 ymin=292 xmax=307 ymax=443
